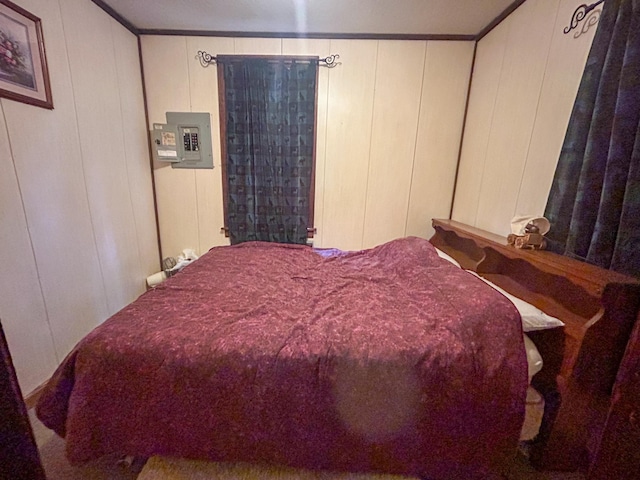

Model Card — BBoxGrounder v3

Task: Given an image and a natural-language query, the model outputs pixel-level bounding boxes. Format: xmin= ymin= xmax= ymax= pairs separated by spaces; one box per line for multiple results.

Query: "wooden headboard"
xmin=430 ymin=219 xmax=640 ymax=472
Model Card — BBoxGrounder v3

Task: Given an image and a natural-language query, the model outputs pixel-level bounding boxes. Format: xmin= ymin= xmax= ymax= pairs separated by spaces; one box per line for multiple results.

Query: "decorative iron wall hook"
xmin=565 ymin=0 xmax=605 ymax=34
xmin=196 ymin=51 xmax=341 ymax=68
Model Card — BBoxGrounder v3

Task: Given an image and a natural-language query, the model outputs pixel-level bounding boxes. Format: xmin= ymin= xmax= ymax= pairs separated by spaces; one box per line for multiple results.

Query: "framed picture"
xmin=0 ymin=0 xmax=52 ymax=109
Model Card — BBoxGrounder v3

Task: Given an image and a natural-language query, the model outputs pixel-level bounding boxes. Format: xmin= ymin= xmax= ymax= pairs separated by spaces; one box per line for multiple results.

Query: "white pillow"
xmin=435 ymin=248 xmax=461 ymax=268
xmin=466 ymin=271 xmax=565 ymax=332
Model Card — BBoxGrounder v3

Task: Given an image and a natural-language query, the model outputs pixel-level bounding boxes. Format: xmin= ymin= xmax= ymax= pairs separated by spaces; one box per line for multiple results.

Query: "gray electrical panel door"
xmin=151 ymin=123 xmax=180 ymax=163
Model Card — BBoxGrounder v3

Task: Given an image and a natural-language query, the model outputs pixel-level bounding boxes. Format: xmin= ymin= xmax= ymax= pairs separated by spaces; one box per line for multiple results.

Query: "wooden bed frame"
xmin=429 ymin=219 xmax=640 ymax=473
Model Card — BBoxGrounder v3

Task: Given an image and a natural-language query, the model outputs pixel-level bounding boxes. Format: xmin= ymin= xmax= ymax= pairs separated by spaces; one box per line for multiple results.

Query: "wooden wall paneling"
xmin=515 ymin=0 xmax=598 ymax=217
xmin=3 ymin=0 xmax=109 ymax=359
xmin=141 ymin=36 xmax=194 ymax=124
xmin=282 ymin=39 xmax=332 ymax=247
xmin=0 ymin=110 xmax=57 ymax=393
xmin=362 ymin=40 xmax=426 ymax=248
xmin=233 ymin=37 xmax=282 ymax=55
xmin=112 ymin=20 xmax=160 ymax=277
xmin=474 ymin=0 xmax=560 ymax=236
xmin=186 ymin=36 xmax=235 ymax=253
xmin=406 ymin=41 xmax=474 ymax=240
xmin=60 ymin=0 xmax=141 ymax=314
xmin=322 ymin=40 xmax=378 ymax=250
xmin=450 ymin=21 xmax=510 ymax=226
xmin=141 ymin=36 xmax=199 ymax=259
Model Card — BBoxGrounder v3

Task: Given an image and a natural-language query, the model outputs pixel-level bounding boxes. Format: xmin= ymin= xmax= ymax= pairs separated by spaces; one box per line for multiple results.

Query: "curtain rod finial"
xmin=320 ymin=54 xmax=340 ymax=68
xmin=197 ymin=50 xmax=216 ymax=67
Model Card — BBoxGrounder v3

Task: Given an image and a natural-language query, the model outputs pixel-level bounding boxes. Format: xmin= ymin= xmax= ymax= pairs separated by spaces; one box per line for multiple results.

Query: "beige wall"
xmin=0 ymin=0 xmax=158 ymax=393
xmin=141 ymin=36 xmax=474 ymax=254
xmin=451 ymin=0 xmax=598 ymax=236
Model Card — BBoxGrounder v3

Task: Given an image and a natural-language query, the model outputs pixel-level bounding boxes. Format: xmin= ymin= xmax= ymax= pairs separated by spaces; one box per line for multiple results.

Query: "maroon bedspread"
xmin=37 ymin=237 xmax=527 ymax=479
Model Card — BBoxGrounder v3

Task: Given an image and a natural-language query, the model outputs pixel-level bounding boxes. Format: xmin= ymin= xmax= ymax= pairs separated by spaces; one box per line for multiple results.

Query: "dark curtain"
xmin=222 ymin=57 xmax=317 ymax=245
xmin=0 ymin=319 xmax=47 ymax=480
xmin=544 ymin=0 xmax=640 ymax=277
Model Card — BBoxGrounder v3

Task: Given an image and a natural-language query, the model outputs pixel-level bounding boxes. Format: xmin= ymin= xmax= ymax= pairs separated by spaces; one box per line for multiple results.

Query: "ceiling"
xmin=95 ymin=0 xmax=521 ymax=38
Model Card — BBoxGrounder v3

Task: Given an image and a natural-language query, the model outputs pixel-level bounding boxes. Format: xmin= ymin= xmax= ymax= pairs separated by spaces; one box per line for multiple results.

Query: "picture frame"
xmin=0 ymin=0 xmax=52 ymax=109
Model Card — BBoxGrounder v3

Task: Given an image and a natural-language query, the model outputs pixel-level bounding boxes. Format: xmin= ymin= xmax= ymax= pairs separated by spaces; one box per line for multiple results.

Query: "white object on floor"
xmin=146 ymin=271 xmax=167 ymax=288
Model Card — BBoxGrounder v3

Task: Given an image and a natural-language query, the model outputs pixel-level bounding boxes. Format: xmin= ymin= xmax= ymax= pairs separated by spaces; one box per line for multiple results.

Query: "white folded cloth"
xmin=510 ymin=215 xmax=550 ymax=236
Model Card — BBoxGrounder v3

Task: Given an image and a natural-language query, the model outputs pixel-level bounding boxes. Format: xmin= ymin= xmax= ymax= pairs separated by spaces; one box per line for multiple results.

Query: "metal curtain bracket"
xmin=564 ymin=0 xmax=605 ymax=35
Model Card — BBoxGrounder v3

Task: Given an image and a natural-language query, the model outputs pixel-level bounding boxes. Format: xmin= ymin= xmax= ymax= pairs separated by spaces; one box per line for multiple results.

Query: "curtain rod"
xmin=565 ymin=0 xmax=605 ymax=34
xmin=197 ymin=51 xmax=341 ymax=68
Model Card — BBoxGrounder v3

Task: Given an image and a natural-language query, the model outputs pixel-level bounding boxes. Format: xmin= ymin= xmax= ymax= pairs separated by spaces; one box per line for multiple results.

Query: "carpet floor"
xmin=136 ymin=454 xmax=587 ymax=480
xmin=138 ymin=457 xmax=417 ymax=480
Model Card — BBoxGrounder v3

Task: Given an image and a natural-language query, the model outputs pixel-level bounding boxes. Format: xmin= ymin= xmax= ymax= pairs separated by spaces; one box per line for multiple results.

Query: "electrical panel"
xmin=151 ymin=112 xmax=213 ymax=169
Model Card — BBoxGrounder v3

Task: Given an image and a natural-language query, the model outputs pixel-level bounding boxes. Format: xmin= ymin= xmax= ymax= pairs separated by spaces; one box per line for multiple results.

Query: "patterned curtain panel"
xmin=222 ymin=57 xmax=317 ymax=245
xmin=544 ymin=0 xmax=640 ymax=277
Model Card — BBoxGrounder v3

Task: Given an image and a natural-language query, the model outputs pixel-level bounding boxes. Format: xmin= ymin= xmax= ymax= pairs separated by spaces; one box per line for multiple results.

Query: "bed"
xmin=37 ymin=219 xmax=638 ymax=478
xmin=37 ymin=234 xmax=530 ymax=480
